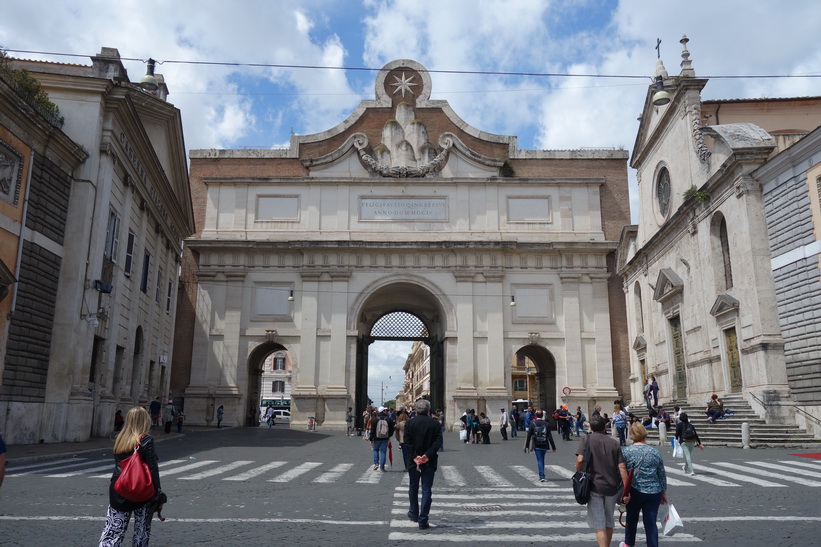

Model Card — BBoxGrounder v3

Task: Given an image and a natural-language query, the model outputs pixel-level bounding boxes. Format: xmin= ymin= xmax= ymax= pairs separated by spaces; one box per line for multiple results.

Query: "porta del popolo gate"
xmin=180 ymin=59 xmax=629 ymax=429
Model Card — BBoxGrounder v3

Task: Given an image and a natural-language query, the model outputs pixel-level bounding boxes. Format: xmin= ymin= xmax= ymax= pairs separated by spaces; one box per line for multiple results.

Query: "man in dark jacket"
xmin=370 ymin=406 xmax=395 ymax=471
xmin=404 ymin=399 xmax=443 ymax=530
xmin=523 ymin=410 xmax=556 ymax=481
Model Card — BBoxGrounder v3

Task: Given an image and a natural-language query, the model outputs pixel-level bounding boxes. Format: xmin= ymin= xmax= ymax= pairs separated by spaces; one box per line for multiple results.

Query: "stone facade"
xmin=617 ymin=37 xmax=821 ymax=437
xmin=0 ymin=48 xmax=194 ymax=444
xmin=181 ymin=60 xmax=630 ymax=431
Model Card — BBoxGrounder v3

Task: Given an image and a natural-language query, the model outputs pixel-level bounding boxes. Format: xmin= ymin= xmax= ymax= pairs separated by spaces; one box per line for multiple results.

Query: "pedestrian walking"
xmin=524 ymin=410 xmax=556 ymax=482
xmin=619 ymin=423 xmax=667 ymax=547
xmin=478 ymin=412 xmax=492 ymax=444
xmin=345 ymin=407 xmax=355 ymax=437
xmin=557 ymin=405 xmax=572 ymax=440
xmin=509 ymin=407 xmax=519 ymax=438
xmin=216 ymin=405 xmax=224 ymax=428
xmin=99 ymin=407 xmax=163 ymax=547
xmin=263 ymin=404 xmax=274 ymax=427
xmin=404 ymin=399 xmax=443 ymax=530
xmin=162 ymin=400 xmax=176 ymax=434
xmin=176 ymin=410 xmax=185 ymax=433
xmin=674 ymin=412 xmax=703 ymax=475
xmin=612 ymin=404 xmax=628 ymax=446
xmin=574 ymin=406 xmax=587 ymax=436
xmin=370 ymin=406 xmax=395 ymax=471
xmin=437 ymin=410 xmax=446 ymax=451
xmin=499 ymin=407 xmax=509 ymax=440
xmin=650 ymin=376 xmax=659 ymax=407
xmin=148 ymin=397 xmax=161 ymax=427
xmin=576 ymin=415 xmax=629 ymax=547
xmin=524 ymin=406 xmax=534 ymax=430
xmin=395 ymin=409 xmax=411 ymax=470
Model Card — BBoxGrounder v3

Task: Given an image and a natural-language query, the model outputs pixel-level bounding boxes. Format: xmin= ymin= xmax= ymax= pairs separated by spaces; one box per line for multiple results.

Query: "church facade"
xmin=179 ymin=59 xmax=630 ymax=429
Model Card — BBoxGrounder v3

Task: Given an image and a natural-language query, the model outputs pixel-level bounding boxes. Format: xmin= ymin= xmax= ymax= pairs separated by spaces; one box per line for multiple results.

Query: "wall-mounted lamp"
xmin=140 ymin=58 xmax=159 ymax=91
xmin=510 ymin=295 xmax=516 ymax=307
xmin=652 ymin=75 xmax=671 ymax=106
xmin=288 ymin=290 xmax=294 ymax=302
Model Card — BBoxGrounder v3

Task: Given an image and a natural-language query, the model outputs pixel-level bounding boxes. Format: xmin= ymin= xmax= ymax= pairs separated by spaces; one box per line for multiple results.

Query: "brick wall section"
xmin=170 ymin=247 xmax=198 ymax=397
xmin=1 ymin=240 xmax=61 ymax=400
xmin=25 ymin=152 xmax=71 ymax=245
xmin=764 ymin=173 xmax=821 ymax=404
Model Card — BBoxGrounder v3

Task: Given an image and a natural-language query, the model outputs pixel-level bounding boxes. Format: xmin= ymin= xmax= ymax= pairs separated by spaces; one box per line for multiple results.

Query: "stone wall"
xmin=24 ymin=152 xmax=71 ymax=244
xmin=765 ymin=173 xmax=821 ymax=404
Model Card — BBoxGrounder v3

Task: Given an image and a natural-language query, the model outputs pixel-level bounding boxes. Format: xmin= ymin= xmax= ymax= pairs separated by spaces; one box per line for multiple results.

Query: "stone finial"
xmin=680 ymin=34 xmax=695 ymax=77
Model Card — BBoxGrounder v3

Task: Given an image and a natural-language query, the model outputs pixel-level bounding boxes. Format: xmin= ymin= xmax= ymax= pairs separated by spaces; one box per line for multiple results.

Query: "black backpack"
xmin=682 ymin=421 xmax=697 ymax=440
xmin=534 ymin=420 xmax=548 ymax=443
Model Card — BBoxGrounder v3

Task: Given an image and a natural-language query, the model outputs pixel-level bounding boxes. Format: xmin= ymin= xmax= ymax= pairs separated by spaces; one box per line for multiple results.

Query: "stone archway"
xmin=354 ymin=282 xmax=447 ymax=428
xmin=514 ymin=344 xmax=557 ymax=417
xmin=247 ymin=341 xmax=288 ymax=426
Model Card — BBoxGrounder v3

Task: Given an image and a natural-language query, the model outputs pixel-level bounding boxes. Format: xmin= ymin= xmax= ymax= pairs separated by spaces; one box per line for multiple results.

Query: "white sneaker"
xmin=689 ymin=471 xmax=696 ymax=476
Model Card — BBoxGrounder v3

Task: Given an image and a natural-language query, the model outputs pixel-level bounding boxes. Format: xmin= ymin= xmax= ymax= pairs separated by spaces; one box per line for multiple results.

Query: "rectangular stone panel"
xmin=507 ymin=197 xmax=551 ymax=223
xmin=359 ymin=197 xmax=448 ymax=221
xmin=256 ymin=195 xmax=299 ymax=221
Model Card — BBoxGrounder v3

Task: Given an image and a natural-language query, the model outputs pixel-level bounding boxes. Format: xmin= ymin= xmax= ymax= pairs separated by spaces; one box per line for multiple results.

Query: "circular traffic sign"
xmin=562 ymin=386 xmax=572 ymax=396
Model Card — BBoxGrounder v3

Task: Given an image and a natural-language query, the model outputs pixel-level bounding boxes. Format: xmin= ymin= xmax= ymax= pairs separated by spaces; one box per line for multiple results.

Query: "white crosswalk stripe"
xmin=313 ymin=463 xmax=354 ymax=483
xmin=706 ymin=463 xmax=787 ymax=487
xmin=161 ymin=460 xmax=219 ymax=477
xmin=761 ymin=461 xmax=821 ymax=479
xmin=545 ymin=464 xmax=574 ymax=479
xmin=180 ymin=460 xmax=254 ymax=480
xmin=474 ymin=466 xmax=514 ymax=487
xmin=356 ymin=466 xmax=385 ymax=484
xmin=665 ymin=466 xmax=738 ymax=487
xmin=46 ymin=464 xmax=114 ymax=478
xmin=9 ymin=459 xmax=98 ymax=477
xmin=784 ymin=459 xmax=821 ymax=472
xmin=268 ymin=462 xmax=322 ymax=482
xmin=222 ymin=461 xmax=287 ymax=481
xmin=440 ymin=465 xmax=466 ymax=486
xmin=6 ymin=458 xmax=89 ymax=474
xmin=714 ymin=462 xmax=821 ymax=486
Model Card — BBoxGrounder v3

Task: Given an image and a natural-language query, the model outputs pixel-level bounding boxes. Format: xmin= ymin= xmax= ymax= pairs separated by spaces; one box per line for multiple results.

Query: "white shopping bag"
xmin=658 ymin=503 xmax=683 ymax=536
xmin=672 ymin=439 xmax=684 ymax=459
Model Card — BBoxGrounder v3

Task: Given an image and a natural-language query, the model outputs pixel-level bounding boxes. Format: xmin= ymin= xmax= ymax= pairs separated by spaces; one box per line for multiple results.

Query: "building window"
xmin=274 ymin=356 xmax=285 ymax=371
xmin=634 ymin=281 xmax=644 ymax=334
xmin=104 ymin=209 xmax=121 ymax=261
xmin=166 ymin=280 xmax=173 ymax=313
xmin=140 ymin=252 xmax=151 ymax=293
xmin=156 ymin=269 xmax=163 ymax=303
xmin=656 ymin=167 xmax=671 ymax=218
xmin=124 ymin=232 xmax=136 ymax=276
xmin=272 ymin=380 xmax=285 ymax=393
xmin=513 ymin=379 xmax=527 ymax=391
xmin=719 ymin=218 xmax=733 ymax=289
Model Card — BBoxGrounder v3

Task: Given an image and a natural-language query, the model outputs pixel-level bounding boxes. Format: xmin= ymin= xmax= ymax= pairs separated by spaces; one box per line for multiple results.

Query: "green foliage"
xmin=683 ymin=185 xmax=711 ymax=203
xmin=0 ymin=48 xmax=64 ymax=127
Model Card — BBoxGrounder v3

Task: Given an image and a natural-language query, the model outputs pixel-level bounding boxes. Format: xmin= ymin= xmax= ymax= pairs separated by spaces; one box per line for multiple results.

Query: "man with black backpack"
xmin=523 ymin=410 xmax=557 ymax=482
xmin=370 ymin=406 xmax=395 ymax=471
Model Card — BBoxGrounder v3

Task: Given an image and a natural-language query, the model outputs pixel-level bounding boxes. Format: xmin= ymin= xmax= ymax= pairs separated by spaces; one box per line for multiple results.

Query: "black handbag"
xmin=571 ymin=441 xmax=592 ymax=505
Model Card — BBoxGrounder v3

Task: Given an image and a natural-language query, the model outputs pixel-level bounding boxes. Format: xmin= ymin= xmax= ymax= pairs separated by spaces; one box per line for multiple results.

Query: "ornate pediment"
xmin=632 ymin=335 xmax=647 ymax=351
xmin=652 ymin=268 xmax=683 ymax=303
xmin=710 ymin=294 xmax=740 ymax=317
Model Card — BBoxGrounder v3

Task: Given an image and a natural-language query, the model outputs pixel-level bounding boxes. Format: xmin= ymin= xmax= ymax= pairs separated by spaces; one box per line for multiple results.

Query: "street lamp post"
xmin=526 ymin=365 xmax=534 ymax=406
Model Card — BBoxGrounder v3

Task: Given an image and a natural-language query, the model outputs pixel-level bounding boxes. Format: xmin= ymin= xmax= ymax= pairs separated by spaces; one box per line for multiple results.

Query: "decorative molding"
xmin=734 ymin=174 xmax=752 ymax=197
xmin=528 ymin=332 xmax=541 ymax=345
xmin=652 ymin=268 xmax=684 ymax=303
xmin=709 ymin=294 xmax=740 ymax=318
xmin=689 ymin=104 xmax=712 ymax=163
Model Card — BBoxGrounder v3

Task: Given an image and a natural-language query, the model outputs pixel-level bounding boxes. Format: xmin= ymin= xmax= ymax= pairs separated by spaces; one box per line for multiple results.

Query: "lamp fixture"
xmin=288 ymin=290 xmax=294 ymax=302
xmin=510 ymin=295 xmax=516 ymax=307
xmin=652 ymin=75 xmax=671 ymax=106
xmin=139 ymin=58 xmax=159 ymax=91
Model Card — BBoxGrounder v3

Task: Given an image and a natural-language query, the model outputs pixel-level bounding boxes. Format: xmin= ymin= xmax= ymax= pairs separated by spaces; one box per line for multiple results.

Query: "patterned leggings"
xmin=99 ymin=504 xmax=152 ymax=547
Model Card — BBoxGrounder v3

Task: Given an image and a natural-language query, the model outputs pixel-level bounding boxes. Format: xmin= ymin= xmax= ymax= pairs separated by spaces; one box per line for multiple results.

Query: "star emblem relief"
xmin=390 ymin=72 xmax=417 ymax=98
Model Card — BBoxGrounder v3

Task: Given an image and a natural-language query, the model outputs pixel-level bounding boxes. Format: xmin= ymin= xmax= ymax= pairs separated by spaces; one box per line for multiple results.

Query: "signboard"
xmin=360 ymin=197 xmax=448 ymax=221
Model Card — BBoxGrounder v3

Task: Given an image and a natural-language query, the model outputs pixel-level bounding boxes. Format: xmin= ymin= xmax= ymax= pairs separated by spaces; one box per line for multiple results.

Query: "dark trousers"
xmin=164 ymin=421 xmax=172 ymax=434
xmin=500 ymin=425 xmax=508 ymax=440
xmin=623 ymin=488 xmax=663 ymax=547
xmin=408 ymin=465 xmax=436 ymax=527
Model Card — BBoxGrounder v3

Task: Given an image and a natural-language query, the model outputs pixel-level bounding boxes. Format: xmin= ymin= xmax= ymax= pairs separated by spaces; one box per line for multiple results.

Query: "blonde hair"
xmin=113 ymin=407 xmax=153 ymax=454
xmin=629 ymin=422 xmax=648 ymax=442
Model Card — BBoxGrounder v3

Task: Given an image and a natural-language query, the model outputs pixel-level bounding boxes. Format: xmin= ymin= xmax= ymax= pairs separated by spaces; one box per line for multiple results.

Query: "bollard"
xmin=658 ymin=421 xmax=667 ymax=447
xmin=741 ymin=422 xmax=751 ymax=449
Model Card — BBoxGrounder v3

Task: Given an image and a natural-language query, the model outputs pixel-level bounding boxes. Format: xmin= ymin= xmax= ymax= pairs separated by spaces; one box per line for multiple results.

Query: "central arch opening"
xmin=354 ymin=282 xmax=447 ymax=429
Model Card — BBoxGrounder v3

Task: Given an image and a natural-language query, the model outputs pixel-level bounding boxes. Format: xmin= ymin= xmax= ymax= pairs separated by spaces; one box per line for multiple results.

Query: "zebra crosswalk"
xmin=6 ymin=456 xmax=821 ymax=489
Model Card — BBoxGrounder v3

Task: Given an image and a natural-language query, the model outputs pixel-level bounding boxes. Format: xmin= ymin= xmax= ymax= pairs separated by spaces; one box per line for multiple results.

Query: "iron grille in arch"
xmin=371 ymin=311 xmax=428 ymax=338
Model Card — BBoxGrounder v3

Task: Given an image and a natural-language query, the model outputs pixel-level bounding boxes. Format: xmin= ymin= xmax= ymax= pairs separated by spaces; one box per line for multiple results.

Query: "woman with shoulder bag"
xmin=99 ymin=407 xmax=163 ymax=547
xmin=619 ymin=423 xmax=667 ymax=547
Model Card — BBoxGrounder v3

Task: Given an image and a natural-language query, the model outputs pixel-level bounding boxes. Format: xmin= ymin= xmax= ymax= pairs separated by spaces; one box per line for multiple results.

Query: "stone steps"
xmin=626 ymin=396 xmax=819 ymax=447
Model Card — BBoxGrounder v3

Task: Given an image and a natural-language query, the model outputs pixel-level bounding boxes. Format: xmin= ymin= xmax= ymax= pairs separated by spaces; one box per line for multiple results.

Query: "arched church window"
xmin=656 ymin=166 xmax=671 ymax=218
xmin=634 ymin=282 xmax=644 ymax=334
xmin=719 ymin=217 xmax=733 ymax=289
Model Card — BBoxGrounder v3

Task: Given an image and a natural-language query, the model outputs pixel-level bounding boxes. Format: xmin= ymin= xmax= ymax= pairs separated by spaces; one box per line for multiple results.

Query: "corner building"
xmin=182 ymin=60 xmax=630 ymax=429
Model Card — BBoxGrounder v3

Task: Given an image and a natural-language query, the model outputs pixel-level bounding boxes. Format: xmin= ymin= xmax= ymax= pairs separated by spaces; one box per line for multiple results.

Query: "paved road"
xmin=2 ymin=426 xmax=820 ymax=546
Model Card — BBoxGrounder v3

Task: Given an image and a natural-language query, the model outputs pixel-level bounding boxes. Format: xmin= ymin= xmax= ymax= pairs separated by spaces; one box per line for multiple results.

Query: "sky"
xmin=2 ymin=0 xmax=820 ymax=400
